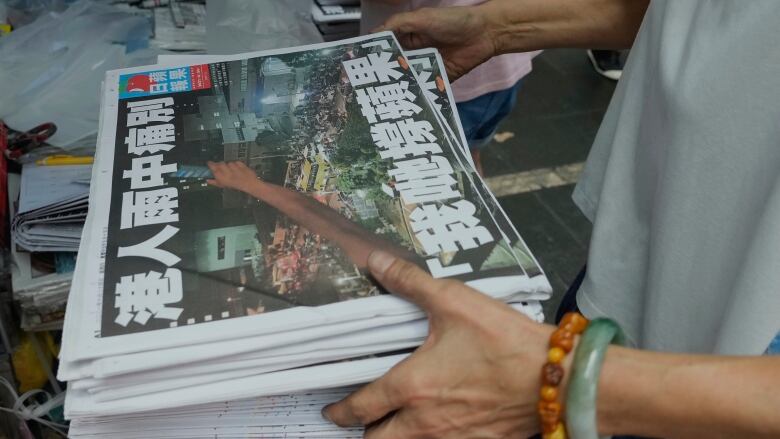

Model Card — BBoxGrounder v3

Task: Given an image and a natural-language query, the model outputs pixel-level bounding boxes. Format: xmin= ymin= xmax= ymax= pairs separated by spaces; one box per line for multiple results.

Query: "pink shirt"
xmin=361 ymin=0 xmax=539 ymax=102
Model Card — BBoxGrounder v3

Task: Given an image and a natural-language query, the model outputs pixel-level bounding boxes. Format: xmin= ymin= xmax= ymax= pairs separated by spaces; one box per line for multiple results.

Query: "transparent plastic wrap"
xmin=0 ymin=0 xmax=157 ymax=150
xmin=206 ymin=0 xmax=323 ymax=54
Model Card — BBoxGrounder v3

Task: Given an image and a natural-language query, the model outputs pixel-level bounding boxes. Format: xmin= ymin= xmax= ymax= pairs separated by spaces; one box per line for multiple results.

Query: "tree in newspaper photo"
xmin=101 ymin=34 xmax=543 ymax=337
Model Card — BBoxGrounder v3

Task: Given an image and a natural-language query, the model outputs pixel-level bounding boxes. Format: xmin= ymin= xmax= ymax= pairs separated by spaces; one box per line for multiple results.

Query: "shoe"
xmin=587 ymin=50 xmax=624 ymax=81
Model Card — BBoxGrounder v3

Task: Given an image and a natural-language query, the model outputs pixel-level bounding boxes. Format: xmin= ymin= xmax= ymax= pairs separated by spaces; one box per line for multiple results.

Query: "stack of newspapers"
xmin=8 ymin=164 xmax=91 ymax=330
xmin=60 ymin=33 xmax=552 ymax=438
xmin=11 ymin=163 xmax=91 ymax=253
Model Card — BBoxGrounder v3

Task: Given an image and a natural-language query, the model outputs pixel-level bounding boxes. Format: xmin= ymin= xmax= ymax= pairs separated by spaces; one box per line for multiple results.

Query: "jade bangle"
xmin=565 ymin=318 xmax=626 ymax=439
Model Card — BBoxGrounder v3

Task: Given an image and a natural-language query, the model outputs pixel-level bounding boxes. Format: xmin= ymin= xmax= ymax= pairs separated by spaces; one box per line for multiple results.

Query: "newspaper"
xmin=60 ymin=32 xmax=550 ymax=367
xmin=59 ymin=34 xmax=552 ymax=422
xmin=69 ymin=387 xmax=364 ymax=438
xmin=66 ymin=354 xmax=409 ymax=418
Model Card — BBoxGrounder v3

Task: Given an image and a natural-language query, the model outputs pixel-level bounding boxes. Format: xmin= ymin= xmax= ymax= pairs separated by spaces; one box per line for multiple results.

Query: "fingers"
xmin=205 ymin=179 xmax=222 ymax=188
xmin=207 ymin=160 xmax=245 ymax=168
xmin=367 ymin=250 xmax=449 ymax=311
xmin=364 ymin=411 xmax=413 ymax=439
xmin=207 ymin=161 xmax=250 ymax=178
xmin=227 ymin=161 xmax=248 ymax=171
xmin=322 ymin=369 xmax=403 ymax=427
xmin=380 ymin=9 xmax=429 ymax=42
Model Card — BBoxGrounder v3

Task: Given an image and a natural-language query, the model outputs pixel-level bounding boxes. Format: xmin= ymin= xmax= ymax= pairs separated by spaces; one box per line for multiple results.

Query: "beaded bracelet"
xmin=538 ymin=312 xmax=589 ymax=439
xmin=565 ymin=318 xmax=626 ymax=439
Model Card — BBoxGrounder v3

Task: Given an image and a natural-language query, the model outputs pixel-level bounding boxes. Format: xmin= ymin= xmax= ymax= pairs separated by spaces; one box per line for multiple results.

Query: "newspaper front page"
xmin=60 ymin=33 xmax=550 ymax=364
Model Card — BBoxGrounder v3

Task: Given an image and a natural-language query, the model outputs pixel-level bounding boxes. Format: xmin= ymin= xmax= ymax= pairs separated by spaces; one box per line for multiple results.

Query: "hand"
xmin=206 ymin=161 xmax=259 ymax=193
xmin=379 ymin=6 xmax=498 ymax=81
xmin=323 ymin=251 xmax=556 ymax=438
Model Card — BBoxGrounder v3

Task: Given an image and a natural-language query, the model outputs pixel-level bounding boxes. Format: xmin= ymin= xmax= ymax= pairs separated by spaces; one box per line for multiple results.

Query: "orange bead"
xmin=539 ymin=411 xmax=559 ymax=425
xmin=561 ymin=312 xmax=589 ymax=334
xmin=550 ymin=329 xmax=574 ymax=353
xmin=537 ymin=400 xmax=561 ymax=419
xmin=547 ymin=347 xmax=565 ymax=363
xmin=550 ymin=329 xmax=575 ymax=353
xmin=540 ymin=385 xmax=558 ymax=402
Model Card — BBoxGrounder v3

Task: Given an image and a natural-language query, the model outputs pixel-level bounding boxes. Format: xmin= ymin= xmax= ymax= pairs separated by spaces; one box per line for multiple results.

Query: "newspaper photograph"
xmin=62 ymin=33 xmax=550 ymax=360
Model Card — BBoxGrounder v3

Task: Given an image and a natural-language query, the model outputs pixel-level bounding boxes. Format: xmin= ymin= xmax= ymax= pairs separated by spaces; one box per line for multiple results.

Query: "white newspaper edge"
xmin=73 ymin=301 xmax=541 ymax=396
xmin=65 ymin=354 xmax=409 ymax=418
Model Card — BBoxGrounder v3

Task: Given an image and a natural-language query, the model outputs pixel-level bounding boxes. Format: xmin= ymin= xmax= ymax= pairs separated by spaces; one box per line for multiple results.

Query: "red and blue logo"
xmin=119 ymin=65 xmax=211 ymax=99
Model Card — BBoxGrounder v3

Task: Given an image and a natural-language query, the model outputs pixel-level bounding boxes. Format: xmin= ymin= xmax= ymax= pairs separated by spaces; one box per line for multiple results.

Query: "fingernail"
xmin=368 ymin=250 xmax=395 ymax=276
xmin=321 ymin=405 xmax=333 ymax=422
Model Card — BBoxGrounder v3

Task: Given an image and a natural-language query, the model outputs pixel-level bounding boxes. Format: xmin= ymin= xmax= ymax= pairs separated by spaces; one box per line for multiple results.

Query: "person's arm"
xmin=322 ymin=251 xmax=780 ymax=439
xmin=379 ymin=0 xmax=649 ymax=80
xmin=599 ymin=347 xmax=780 ymax=438
xmin=482 ymin=0 xmax=649 ymax=54
xmin=206 ymin=161 xmax=415 ymax=269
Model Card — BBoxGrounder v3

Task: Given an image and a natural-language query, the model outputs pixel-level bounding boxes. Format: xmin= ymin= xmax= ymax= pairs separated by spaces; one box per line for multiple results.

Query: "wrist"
xmin=595 ymin=347 xmax=676 ymax=438
xmin=477 ymin=0 xmax=538 ymax=56
xmin=475 ymin=2 xmax=509 ymax=56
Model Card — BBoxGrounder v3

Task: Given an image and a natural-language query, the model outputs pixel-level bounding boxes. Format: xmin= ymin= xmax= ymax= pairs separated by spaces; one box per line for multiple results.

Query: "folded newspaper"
xmin=61 ymin=32 xmax=551 ymax=436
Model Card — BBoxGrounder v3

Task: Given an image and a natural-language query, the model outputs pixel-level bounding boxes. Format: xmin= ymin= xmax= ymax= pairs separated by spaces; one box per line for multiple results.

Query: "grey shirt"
xmin=573 ymin=0 xmax=780 ymax=355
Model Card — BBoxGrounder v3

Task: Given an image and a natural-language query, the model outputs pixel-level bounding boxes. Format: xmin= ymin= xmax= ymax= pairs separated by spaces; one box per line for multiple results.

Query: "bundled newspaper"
xmin=60 ymin=33 xmax=551 ymax=437
xmin=8 ymin=166 xmax=90 ymax=330
xmin=12 ymin=163 xmax=91 ymax=252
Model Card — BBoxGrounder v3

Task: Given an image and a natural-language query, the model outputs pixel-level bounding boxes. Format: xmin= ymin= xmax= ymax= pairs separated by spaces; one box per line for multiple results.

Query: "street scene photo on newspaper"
xmin=60 ymin=32 xmax=552 ymax=430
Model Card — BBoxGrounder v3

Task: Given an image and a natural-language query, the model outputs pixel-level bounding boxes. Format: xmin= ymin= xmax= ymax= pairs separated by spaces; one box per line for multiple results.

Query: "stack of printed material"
xmin=311 ymin=0 xmax=361 ymax=41
xmin=11 ymin=163 xmax=91 ymax=253
xmin=69 ymin=388 xmax=366 ymax=438
xmin=61 ymin=33 xmax=551 ymax=437
xmin=8 ymin=171 xmax=83 ymax=331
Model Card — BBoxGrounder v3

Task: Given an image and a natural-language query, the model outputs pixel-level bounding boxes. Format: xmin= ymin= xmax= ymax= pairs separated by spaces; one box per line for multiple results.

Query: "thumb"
xmin=368 ymin=250 xmax=445 ymax=311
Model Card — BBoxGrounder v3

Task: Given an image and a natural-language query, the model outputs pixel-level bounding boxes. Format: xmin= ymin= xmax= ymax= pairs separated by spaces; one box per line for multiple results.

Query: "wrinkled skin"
xmin=323 ymin=251 xmax=556 ymax=438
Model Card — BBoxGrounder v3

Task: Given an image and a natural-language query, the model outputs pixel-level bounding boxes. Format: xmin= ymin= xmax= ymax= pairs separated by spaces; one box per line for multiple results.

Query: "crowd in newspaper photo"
xmin=57 ymin=32 xmax=552 ymax=437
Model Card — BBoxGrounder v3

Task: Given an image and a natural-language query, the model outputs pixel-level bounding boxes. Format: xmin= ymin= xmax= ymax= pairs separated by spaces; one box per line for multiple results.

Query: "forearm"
xmin=480 ymin=0 xmax=649 ymax=53
xmin=596 ymin=346 xmax=780 ymax=438
xmin=244 ymin=180 xmax=414 ymax=268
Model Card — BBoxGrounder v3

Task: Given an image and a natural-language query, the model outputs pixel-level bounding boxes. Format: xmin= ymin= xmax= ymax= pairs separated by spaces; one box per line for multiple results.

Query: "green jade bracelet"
xmin=565 ymin=318 xmax=626 ymax=439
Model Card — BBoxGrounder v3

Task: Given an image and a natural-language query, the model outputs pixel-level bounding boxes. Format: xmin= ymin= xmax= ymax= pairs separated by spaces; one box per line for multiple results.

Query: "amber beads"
xmin=538 ymin=312 xmax=589 ymax=439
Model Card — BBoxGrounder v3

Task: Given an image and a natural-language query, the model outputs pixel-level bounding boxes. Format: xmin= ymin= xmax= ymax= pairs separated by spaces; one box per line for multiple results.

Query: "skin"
xmin=322 ymin=251 xmax=780 ymax=439
xmin=311 ymin=0 xmax=778 ymax=437
xmin=375 ymin=0 xmax=649 ymax=81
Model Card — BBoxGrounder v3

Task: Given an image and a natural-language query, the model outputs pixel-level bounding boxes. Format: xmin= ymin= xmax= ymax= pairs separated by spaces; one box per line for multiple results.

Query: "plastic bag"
xmin=0 ymin=0 xmax=156 ymax=149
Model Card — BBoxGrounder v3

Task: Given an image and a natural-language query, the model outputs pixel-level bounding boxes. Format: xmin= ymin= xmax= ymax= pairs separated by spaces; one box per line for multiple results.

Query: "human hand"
xmin=379 ymin=6 xmax=498 ymax=81
xmin=323 ymin=251 xmax=557 ymax=438
xmin=206 ymin=161 xmax=259 ymax=193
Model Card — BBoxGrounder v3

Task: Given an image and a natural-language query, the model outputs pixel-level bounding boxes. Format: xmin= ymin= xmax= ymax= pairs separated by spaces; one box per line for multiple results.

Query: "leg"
xmin=455 ymin=80 xmax=523 ymax=175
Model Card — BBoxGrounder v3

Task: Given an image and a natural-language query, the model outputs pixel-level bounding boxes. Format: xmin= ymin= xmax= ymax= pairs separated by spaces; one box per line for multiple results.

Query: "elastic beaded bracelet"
xmin=565 ymin=318 xmax=626 ymax=439
xmin=538 ymin=312 xmax=589 ymax=439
